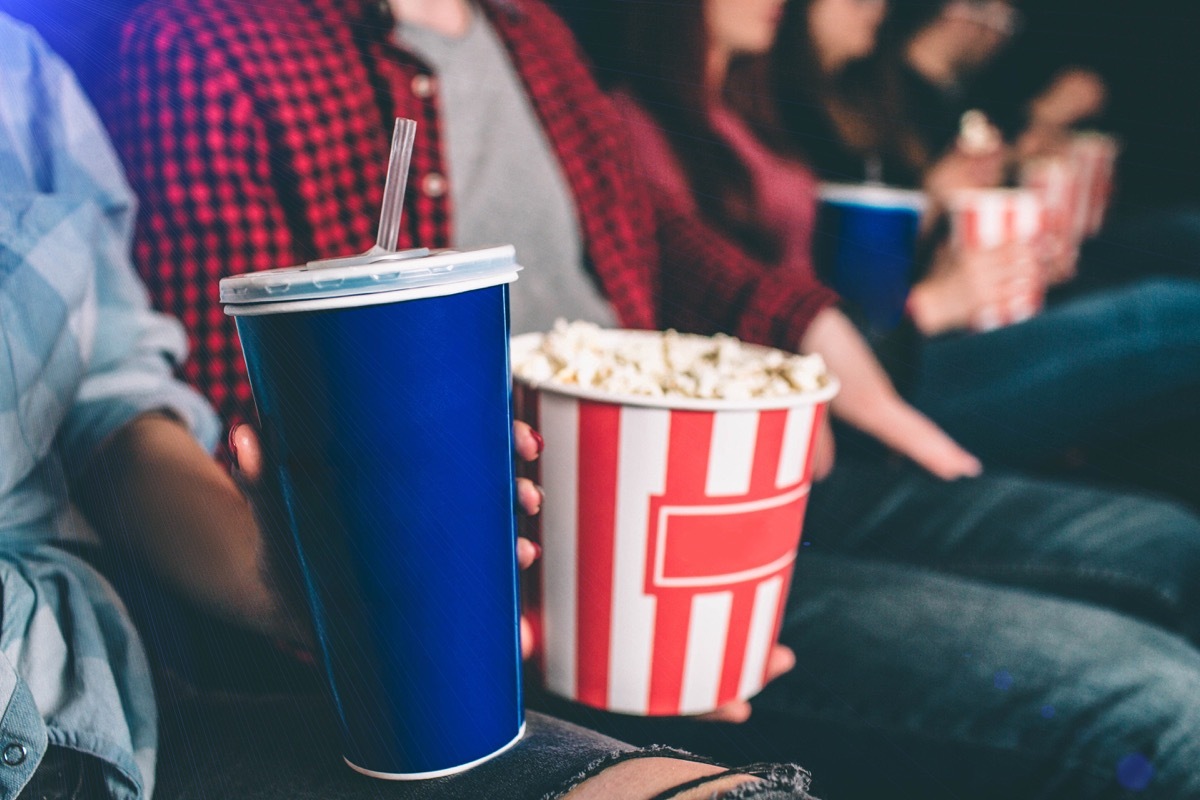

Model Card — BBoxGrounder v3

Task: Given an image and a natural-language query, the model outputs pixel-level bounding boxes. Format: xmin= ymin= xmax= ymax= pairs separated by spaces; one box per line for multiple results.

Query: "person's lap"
xmin=804 ymin=456 xmax=1200 ymax=642
xmin=774 ymin=457 xmax=1200 ymax=797
xmin=538 ymin=455 xmax=1200 ymax=798
xmin=756 ymin=551 xmax=1200 ymax=799
xmin=153 ymin=680 xmax=641 ymax=800
xmin=909 ymin=278 xmax=1200 ymax=471
xmin=154 ymin=677 xmax=823 ymax=800
xmin=536 ymin=557 xmax=1200 ymax=799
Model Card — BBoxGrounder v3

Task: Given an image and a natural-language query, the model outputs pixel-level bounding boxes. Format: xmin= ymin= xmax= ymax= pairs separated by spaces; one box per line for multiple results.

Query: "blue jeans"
xmin=910 ymin=278 xmax=1200 ymax=471
xmin=541 ymin=453 xmax=1200 ymax=798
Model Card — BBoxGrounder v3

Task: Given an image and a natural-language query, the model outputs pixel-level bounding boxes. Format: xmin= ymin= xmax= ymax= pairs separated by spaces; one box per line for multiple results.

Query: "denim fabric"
xmin=538 ymin=455 xmax=1200 ymax=798
xmin=909 ymin=279 xmax=1200 ymax=470
xmin=777 ymin=457 xmax=1200 ymax=798
xmin=0 ymin=16 xmax=222 ymax=799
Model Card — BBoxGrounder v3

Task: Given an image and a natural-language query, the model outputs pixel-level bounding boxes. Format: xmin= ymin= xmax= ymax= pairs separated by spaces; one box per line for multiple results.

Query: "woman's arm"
xmin=799 ymin=307 xmax=981 ymax=480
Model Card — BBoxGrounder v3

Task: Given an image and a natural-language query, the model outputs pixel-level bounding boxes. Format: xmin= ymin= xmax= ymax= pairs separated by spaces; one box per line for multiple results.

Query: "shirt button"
xmin=422 ymin=172 xmax=448 ymax=198
xmin=2 ymin=743 xmax=26 ymax=767
xmin=411 ymin=74 xmax=436 ymax=99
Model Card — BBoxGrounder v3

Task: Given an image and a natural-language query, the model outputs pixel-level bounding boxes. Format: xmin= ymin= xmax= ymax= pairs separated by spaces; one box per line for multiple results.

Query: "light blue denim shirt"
xmin=0 ymin=14 xmax=219 ymax=799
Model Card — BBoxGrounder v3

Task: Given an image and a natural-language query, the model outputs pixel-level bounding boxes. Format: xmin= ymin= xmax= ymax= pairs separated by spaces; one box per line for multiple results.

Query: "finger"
xmin=696 ymin=699 xmax=753 ymax=724
xmin=811 ymin=417 xmax=836 ymax=482
xmin=516 ymin=537 xmax=541 ymax=570
xmin=513 ymin=421 xmax=543 ymax=463
xmin=517 ymin=478 xmax=544 ymax=516
xmin=229 ymin=423 xmax=264 ymax=483
xmin=763 ymin=644 xmax=796 ymax=684
xmin=520 ymin=615 xmax=535 ymax=660
xmin=877 ymin=410 xmax=982 ymax=481
xmin=914 ymin=433 xmax=984 ymax=481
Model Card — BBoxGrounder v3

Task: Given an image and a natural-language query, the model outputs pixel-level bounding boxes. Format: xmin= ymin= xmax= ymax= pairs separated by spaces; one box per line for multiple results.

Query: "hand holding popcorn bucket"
xmin=1067 ymin=131 xmax=1120 ymax=237
xmin=948 ymin=188 xmax=1048 ymax=331
xmin=1019 ymin=131 xmax=1118 ymax=246
xmin=1020 ymin=156 xmax=1083 ymax=285
xmin=513 ymin=325 xmax=837 ymax=716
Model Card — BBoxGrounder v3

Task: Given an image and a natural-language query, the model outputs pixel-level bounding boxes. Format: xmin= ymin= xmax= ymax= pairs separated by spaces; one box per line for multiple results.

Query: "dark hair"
xmin=733 ymin=0 xmax=931 ymax=183
xmin=603 ymin=0 xmax=780 ymax=261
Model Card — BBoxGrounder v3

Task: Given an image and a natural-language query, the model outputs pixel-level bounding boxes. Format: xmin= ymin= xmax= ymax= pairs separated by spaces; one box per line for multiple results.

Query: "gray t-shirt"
xmin=396 ymin=13 xmax=618 ymax=334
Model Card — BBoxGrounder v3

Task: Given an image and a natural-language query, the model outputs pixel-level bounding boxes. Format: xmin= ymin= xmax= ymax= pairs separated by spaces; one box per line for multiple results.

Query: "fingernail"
xmin=530 ymin=541 xmax=543 ymax=561
xmin=530 ymin=429 xmax=545 ymax=455
xmin=227 ymin=425 xmax=240 ymax=459
xmin=536 ymin=484 xmax=546 ymax=507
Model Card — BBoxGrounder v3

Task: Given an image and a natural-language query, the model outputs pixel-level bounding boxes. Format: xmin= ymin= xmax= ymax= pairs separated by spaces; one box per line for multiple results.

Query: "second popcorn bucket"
xmin=514 ymin=326 xmax=838 ymax=716
xmin=221 ymin=245 xmax=525 ymax=779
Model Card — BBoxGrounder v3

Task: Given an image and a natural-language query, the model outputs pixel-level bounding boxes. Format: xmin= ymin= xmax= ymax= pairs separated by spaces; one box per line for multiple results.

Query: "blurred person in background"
xmin=593 ymin=0 xmax=1200 ymax=795
xmin=722 ymin=0 xmax=1200 ymax=505
xmin=889 ymin=0 xmax=1107 ymax=169
xmin=778 ymin=0 xmax=1200 ymax=290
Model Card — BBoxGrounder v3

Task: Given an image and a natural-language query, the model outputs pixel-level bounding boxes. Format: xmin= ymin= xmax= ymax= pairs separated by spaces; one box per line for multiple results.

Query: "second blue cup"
xmin=815 ymin=184 xmax=927 ymax=334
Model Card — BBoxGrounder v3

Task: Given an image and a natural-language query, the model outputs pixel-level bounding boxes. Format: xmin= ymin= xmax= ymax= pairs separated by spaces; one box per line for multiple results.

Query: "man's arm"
xmin=74 ymin=412 xmax=307 ymax=641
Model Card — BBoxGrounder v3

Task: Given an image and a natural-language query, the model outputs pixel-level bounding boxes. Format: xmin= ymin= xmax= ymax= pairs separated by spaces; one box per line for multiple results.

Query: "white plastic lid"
xmin=818 ymin=183 xmax=928 ymax=213
xmin=220 ymin=245 xmax=518 ymax=308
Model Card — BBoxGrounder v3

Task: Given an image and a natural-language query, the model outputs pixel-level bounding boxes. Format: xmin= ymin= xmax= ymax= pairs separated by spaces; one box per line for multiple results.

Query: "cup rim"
xmin=511 ymin=331 xmax=840 ymax=411
xmin=818 ymin=182 xmax=928 ymax=212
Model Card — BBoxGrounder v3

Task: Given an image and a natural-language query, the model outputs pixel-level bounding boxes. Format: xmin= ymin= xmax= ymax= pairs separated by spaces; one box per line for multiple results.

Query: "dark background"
xmin=970 ymin=0 xmax=1200 ymax=210
xmin=551 ymin=0 xmax=1200 ymax=212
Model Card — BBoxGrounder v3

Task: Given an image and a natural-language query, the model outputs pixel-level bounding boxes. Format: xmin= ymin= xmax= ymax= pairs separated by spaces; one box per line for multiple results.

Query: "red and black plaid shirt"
xmin=102 ymin=0 xmax=837 ymax=430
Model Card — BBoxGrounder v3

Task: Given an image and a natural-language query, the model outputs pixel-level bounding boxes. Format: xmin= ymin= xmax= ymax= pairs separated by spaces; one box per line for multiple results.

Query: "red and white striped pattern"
xmin=950 ymin=188 xmax=1047 ymax=331
xmin=518 ymin=385 xmax=826 ymax=716
xmin=1020 ymin=157 xmax=1081 ymax=240
xmin=1067 ymin=133 xmax=1119 ymax=237
xmin=951 ymin=188 xmax=1046 ymax=250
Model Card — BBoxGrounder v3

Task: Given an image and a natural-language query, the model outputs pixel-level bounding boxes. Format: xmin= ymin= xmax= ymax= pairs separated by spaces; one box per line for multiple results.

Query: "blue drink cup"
xmin=815 ymin=184 xmax=927 ymax=334
xmin=221 ymin=246 xmax=524 ymax=779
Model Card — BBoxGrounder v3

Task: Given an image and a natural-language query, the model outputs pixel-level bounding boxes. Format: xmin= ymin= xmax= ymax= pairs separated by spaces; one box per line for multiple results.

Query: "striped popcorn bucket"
xmin=949 ymin=188 xmax=1048 ymax=331
xmin=1021 ymin=156 xmax=1081 ymax=240
xmin=1020 ymin=156 xmax=1084 ymax=285
xmin=513 ymin=332 xmax=838 ymax=716
xmin=1067 ymin=132 xmax=1120 ymax=237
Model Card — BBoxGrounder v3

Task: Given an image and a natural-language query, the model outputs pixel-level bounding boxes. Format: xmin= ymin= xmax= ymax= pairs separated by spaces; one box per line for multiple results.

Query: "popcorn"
xmin=512 ymin=320 xmax=830 ymax=401
xmin=958 ymin=110 xmax=1002 ymax=155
